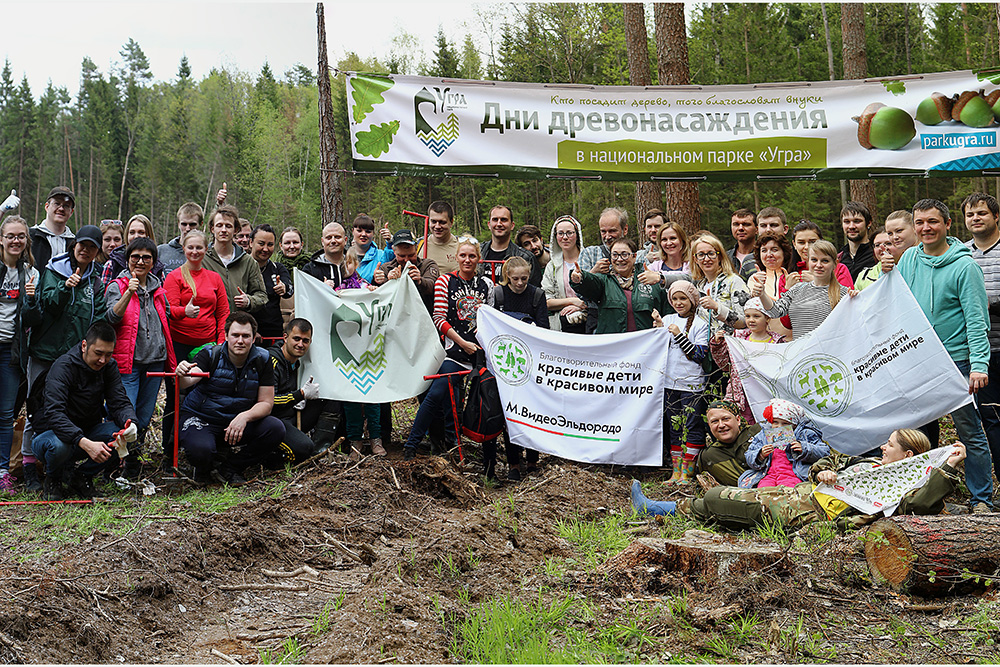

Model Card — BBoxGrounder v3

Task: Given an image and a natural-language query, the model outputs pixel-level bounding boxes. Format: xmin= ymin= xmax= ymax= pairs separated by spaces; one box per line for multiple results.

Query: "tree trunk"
xmin=117 ymin=134 xmax=133 ymax=222
xmin=600 ymin=533 xmax=790 ymax=592
xmin=624 ymin=2 xmax=663 ymax=223
xmin=961 ymin=3 xmax=973 ymax=67
xmin=864 ymin=515 xmax=1000 ymax=597
xmin=841 ymin=2 xmax=877 ymax=222
xmin=317 ymin=2 xmax=344 ymax=225
xmin=654 ymin=2 xmax=700 ymax=234
xmin=822 ymin=3 xmax=851 ymax=209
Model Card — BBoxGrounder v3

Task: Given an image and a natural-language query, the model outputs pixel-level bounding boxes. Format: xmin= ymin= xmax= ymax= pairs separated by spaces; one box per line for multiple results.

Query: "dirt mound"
xmin=2 ymin=451 xmax=996 ymax=664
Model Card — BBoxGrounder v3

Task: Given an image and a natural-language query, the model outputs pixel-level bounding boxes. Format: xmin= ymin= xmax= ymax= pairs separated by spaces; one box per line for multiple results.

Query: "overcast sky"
xmin=0 ymin=1 xmax=489 ymax=100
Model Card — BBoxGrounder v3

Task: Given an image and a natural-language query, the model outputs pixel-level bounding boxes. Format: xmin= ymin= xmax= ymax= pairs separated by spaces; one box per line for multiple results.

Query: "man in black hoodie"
xmin=30 ymin=322 xmax=137 ymax=500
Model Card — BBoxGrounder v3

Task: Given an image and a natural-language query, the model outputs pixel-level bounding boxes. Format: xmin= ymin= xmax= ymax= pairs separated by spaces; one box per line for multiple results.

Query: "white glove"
xmin=123 ymin=421 xmax=139 ymax=442
xmin=1 ymin=190 xmax=19 ymax=212
xmin=300 ymin=375 xmax=320 ymax=400
xmin=293 ymin=399 xmax=307 ymax=411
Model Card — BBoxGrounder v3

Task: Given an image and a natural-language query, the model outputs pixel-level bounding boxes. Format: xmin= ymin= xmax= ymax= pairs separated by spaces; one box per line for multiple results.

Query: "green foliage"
xmin=556 ymin=513 xmax=632 ymax=569
xmin=258 ymin=637 xmax=305 ymax=664
xmin=354 ymin=120 xmax=400 ymax=158
xmin=350 ymin=74 xmax=394 ymax=124
xmin=452 ymin=593 xmax=647 ymax=663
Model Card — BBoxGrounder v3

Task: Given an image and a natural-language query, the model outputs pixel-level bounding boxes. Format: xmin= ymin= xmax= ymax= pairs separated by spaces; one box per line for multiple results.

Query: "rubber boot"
xmin=22 ymin=457 xmax=42 ymax=493
xmin=631 ymin=480 xmax=676 ymax=516
xmin=665 ymin=449 xmax=684 ymax=485
xmin=681 ymin=450 xmax=699 ymax=482
xmin=313 ymin=409 xmax=341 ymax=453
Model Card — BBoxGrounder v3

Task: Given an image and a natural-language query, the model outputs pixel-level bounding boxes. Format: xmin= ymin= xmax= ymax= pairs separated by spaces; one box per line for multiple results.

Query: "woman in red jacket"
xmin=106 ymin=237 xmax=177 ymax=479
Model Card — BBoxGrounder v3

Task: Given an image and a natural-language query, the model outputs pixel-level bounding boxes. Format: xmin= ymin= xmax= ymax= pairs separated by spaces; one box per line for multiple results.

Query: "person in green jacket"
xmin=21 ymin=224 xmax=107 ymax=492
xmin=632 ymin=429 xmax=967 ymax=532
xmin=201 ymin=204 xmax=267 ymax=315
xmin=694 ymin=399 xmax=761 ymax=487
xmin=569 ymin=237 xmax=673 ymax=333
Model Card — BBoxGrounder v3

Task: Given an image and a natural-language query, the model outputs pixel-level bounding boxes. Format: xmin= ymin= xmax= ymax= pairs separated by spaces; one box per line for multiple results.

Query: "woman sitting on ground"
xmin=633 ymin=429 xmax=966 ymax=532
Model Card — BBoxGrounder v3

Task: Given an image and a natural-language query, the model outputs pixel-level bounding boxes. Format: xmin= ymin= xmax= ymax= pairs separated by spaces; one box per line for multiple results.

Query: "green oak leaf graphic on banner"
xmin=351 ymin=75 xmax=394 ymax=124
xmin=881 ymin=80 xmax=906 ymax=96
xmin=355 ymin=121 xmax=400 ymax=158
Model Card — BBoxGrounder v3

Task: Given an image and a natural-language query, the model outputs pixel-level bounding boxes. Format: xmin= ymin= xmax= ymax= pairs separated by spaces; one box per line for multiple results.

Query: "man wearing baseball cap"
xmin=20 ymin=223 xmax=107 ymax=493
xmin=372 ymin=229 xmax=440 ymax=313
xmin=29 ymin=186 xmax=78 ymax=271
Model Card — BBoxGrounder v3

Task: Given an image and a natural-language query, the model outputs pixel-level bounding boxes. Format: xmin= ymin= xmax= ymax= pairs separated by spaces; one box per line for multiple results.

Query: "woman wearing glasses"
xmin=403 ymin=236 xmax=493 ymax=465
xmin=101 ymin=215 xmax=166 ymax=286
xmin=569 ymin=237 xmax=671 ymax=334
xmin=541 ymin=215 xmax=587 ymax=332
xmin=0 ymin=216 xmax=38 ymax=492
xmin=105 ymin=237 xmax=176 ymax=480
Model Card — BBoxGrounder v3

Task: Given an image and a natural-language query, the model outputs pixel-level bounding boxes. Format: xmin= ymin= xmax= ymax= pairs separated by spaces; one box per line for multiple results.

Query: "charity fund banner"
xmin=476 ymin=306 xmax=668 ymax=466
xmin=814 ymin=446 xmax=955 ymax=516
xmin=348 ymin=69 xmax=1000 ymax=182
xmin=294 ymin=269 xmax=445 ymax=402
xmin=726 ymin=271 xmax=972 ymax=456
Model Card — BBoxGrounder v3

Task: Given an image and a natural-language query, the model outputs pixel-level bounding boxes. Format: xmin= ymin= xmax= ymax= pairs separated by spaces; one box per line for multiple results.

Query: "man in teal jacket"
xmin=886 ymin=198 xmax=993 ymax=513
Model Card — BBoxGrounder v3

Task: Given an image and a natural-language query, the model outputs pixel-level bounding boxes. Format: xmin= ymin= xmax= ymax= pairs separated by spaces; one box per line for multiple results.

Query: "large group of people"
xmin=0 ymin=183 xmax=996 ymax=532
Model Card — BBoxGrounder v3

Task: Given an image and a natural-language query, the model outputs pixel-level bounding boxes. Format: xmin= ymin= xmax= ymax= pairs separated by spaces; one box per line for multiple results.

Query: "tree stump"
xmin=864 ymin=515 xmax=1000 ymax=596
xmin=601 ymin=531 xmax=790 ymax=593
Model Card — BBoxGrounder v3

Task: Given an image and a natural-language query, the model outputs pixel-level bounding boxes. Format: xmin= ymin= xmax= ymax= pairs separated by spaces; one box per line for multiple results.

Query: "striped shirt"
xmin=965 ymin=238 xmax=1000 ymax=352
xmin=763 ymin=282 xmax=847 ymax=338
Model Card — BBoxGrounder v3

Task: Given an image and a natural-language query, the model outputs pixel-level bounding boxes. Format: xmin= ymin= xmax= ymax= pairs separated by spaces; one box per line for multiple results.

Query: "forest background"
xmin=0 ymin=2 xmax=996 ymax=248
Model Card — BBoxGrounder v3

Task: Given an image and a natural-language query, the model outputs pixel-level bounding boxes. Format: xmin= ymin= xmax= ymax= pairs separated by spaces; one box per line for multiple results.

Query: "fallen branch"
xmin=210 ymin=648 xmax=240 ymax=664
xmin=236 ymin=626 xmax=309 ymax=641
xmin=293 ymin=438 xmax=345 ymax=471
xmin=218 ymin=583 xmax=309 ymax=592
xmin=390 ymin=466 xmax=401 ymax=490
xmin=514 ymin=474 xmax=558 ymax=498
xmin=321 ymin=531 xmax=365 ymax=563
xmin=262 ymin=565 xmax=320 ymax=579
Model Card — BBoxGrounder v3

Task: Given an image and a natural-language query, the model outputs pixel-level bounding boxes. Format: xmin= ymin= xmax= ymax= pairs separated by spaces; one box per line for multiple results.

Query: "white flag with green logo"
xmin=726 ymin=271 xmax=972 ymax=455
xmin=294 ymin=269 xmax=445 ymax=402
xmin=476 ymin=305 xmax=670 ymax=466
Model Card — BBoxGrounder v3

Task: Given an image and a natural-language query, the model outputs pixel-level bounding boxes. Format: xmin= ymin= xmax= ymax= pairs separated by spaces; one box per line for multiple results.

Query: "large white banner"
xmin=814 ymin=446 xmax=955 ymax=516
xmin=347 ymin=70 xmax=1000 ymax=181
xmin=476 ymin=306 xmax=669 ymax=466
xmin=726 ymin=271 xmax=972 ymax=455
xmin=293 ymin=269 xmax=445 ymax=402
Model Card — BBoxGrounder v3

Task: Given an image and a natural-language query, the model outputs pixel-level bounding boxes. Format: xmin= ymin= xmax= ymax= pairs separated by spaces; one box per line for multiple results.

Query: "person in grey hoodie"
xmin=29 ymin=186 xmax=77 ymax=272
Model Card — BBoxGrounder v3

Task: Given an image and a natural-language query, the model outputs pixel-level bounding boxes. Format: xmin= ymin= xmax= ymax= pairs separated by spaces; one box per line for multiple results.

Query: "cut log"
xmin=864 ymin=515 xmax=1000 ymax=597
xmin=601 ymin=531 xmax=790 ymax=593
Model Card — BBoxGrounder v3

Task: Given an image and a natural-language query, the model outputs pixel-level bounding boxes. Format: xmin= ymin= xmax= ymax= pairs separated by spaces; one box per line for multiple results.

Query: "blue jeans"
xmin=32 ymin=421 xmax=121 ymax=479
xmin=954 ymin=360 xmax=994 ymax=506
xmin=0 ymin=343 xmax=21 ymax=470
xmin=121 ymin=362 xmax=164 ymax=432
xmin=976 ymin=349 xmax=1000 ymax=484
xmin=404 ymin=359 xmax=463 ymax=449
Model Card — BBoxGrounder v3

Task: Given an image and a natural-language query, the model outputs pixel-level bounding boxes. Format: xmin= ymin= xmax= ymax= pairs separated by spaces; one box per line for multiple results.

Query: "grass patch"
xmin=556 ymin=513 xmax=632 ymax=569
xmin=451 ymin=593 xmax=652 ymax=663
xmin=258 ymin=636 xmax=305 ymax=664
xmin=0 ymin=468 xmax=295 ymax=555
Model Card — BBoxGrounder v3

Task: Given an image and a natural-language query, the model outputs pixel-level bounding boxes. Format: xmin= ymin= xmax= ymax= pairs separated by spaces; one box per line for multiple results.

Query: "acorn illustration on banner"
xmin=854 ymin=102 xmax=916 ymax=150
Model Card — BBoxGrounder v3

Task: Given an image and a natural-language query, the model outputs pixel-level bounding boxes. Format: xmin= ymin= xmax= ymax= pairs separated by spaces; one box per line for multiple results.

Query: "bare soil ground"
xmin=1 ymin=421 xmax=998 ymax=664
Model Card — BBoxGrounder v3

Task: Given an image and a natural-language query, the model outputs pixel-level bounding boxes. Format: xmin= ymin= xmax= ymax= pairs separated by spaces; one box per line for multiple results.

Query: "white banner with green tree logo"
xmin=293 ymin=269 xmax=445 ymax=402
xmin=476 ymin=305 xmax=671 ymax=466
xmin=347 ymin=69 xmax=1000 ymax=182
xmin=726 ymin=271 xmax=972 ymax=456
